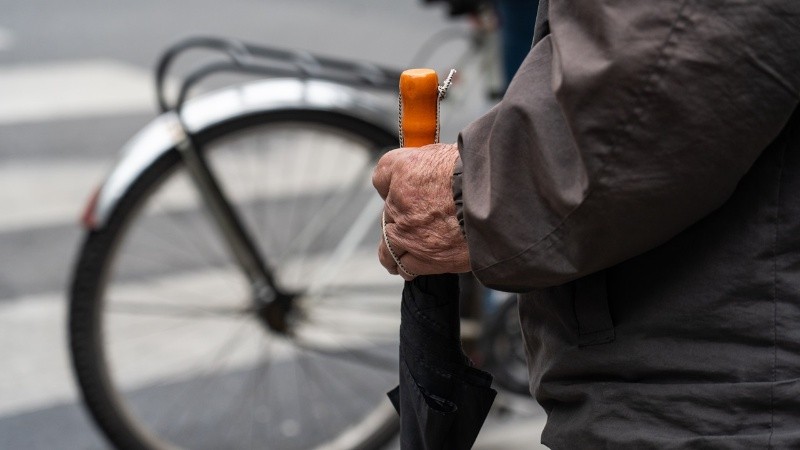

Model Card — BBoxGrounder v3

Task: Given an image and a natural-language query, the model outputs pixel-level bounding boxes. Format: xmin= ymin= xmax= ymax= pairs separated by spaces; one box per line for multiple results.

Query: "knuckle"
xmin=371 ymin=166 xmax=385 ymax=190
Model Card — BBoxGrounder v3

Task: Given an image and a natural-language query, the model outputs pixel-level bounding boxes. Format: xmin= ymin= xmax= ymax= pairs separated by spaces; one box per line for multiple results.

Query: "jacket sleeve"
xmin=457 ymin=0 xmax=800 ymax=291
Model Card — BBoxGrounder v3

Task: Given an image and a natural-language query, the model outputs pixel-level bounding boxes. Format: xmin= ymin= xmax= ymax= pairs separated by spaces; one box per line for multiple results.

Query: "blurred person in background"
xmin=376 ymin=0 xmax=800 ymax=447
xmin=494 ymin=0 xmax=538 ymax=88
xmin=424 ymin=0 xmax=539 ymax=90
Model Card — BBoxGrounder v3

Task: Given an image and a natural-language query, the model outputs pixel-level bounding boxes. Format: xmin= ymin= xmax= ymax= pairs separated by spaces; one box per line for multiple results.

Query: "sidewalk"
xmin=385 ymin=401 xmax=550 ymax=449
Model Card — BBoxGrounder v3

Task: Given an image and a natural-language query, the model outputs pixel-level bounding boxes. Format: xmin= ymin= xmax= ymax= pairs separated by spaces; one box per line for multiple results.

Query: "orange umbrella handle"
xmin=399 ymin=68 xmax=440 ymax=147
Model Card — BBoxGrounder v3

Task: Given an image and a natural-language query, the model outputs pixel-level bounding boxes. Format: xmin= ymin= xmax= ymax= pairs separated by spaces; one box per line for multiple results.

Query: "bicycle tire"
xmin=482 ymin=293 xmax=530 ymax=396
xmin=70 ymin=109 xmax=401 ymax=450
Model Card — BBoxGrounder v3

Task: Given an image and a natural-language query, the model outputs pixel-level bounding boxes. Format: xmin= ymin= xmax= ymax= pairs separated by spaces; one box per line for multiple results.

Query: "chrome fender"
xmin=84 ymin=78 xmax=397 ymax=229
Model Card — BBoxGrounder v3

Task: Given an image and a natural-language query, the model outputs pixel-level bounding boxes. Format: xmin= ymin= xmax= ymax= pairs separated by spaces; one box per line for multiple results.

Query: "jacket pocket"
xmin=573 ymin=270 xmax=615 ymax=347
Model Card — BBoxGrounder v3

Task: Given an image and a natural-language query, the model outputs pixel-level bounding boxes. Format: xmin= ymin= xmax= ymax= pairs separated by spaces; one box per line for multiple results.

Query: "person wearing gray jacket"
xmin=374 ymin=0 xmax=800 ymax=447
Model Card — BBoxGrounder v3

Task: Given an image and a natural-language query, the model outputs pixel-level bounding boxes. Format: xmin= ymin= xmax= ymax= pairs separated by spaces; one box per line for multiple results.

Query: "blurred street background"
xmin=0 ymin=0 xmax=545 ymax=448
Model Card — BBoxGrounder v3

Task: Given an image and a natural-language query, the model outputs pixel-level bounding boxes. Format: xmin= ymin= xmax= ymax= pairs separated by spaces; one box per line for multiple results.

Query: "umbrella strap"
xmin=382 ymin=210 xmax=417 ymax=278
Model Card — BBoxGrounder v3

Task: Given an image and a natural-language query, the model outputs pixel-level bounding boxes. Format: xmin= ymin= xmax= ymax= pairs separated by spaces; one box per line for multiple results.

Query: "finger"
xmin=398 ymin=253 xmax=437 ymax=278
xmin=381 ymin=222 xmax=409 ymax=256
xmin=396 ymin=253 xmax=419 ymax=281
xmin=383 ymin=228 xmax=419 ymax=281
xmin=398 ymin=264 xmax=416 ymax=281
xmin=372 ymin=150 xmax=400 ymax=200
xmin=378 ymin=240 xmax=399 ymax=275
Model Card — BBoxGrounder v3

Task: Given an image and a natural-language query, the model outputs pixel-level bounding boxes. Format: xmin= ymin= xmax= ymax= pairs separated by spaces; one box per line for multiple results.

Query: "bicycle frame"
xmin=85 ymin=86 xmax=399 ymax=232
xmin=82 ymin=37 xmax=401 ymax=310
xmin=86 ymin=37 xmax=401 ymax=229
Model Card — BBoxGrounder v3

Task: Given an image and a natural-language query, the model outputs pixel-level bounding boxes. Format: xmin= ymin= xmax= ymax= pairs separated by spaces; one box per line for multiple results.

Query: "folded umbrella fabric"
xmin=388 ymin=274 xmax=497 ymax=449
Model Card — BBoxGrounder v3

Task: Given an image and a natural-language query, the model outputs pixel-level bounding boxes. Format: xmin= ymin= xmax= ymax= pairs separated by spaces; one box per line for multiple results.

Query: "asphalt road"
xmin=0 ymin=1 xmax=545 ymax=448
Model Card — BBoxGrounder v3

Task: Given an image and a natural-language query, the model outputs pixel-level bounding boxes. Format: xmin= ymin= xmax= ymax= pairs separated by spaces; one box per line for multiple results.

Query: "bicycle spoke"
xmin=106 ymin=300 xmax=250 ymax=319
xmin=241 ymin=340 xmax=276 ymax=448
xmin=124 ymin=217 xmax=247 ymax=301
xmin=300 ymin=319 xmax=397 ymax=343
xmin=293 ymin=342 xmax=375 ymax=434
xmin=107 ymin=313 xmax=209 ymax=349
xmin=293 ymin=337 xmax=397 ymax=374
xmin=149 ymin=317 xmax=254 ymax=431
xmin=145 ymin=177 xmax=232 ymax=268
xmin=312 ymin=281 xmax=400 ymax=296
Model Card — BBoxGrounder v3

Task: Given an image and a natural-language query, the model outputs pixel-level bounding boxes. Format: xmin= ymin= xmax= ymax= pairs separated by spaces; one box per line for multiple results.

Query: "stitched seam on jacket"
xmin=768 ymin=140 xmax=786 ymax=448
xmin=473 ymin=0 xmax=693 ymax=275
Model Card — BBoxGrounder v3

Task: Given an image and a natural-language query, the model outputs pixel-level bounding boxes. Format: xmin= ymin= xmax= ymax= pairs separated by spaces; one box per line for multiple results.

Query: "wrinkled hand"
xmin=372 ymin=143 xmax=470 ymax=280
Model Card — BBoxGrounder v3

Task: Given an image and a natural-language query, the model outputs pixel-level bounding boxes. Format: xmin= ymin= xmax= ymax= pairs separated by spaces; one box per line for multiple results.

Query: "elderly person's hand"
xmin=372 ymin=142 xmax=470 ymax=280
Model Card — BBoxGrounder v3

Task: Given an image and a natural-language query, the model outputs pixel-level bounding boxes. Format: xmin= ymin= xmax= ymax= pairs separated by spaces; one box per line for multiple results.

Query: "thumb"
xmin=372 ymin=149 xmax=401 ymax=200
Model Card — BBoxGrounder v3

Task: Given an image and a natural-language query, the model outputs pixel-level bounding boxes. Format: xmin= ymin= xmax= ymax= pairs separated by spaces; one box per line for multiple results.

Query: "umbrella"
xmin=386 ymin=69 xmax=497 ymax=449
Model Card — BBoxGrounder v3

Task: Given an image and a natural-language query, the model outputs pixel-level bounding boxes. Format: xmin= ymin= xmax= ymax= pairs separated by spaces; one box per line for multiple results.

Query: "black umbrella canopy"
xmin=388 ymin=275 xmax=496 ymax=449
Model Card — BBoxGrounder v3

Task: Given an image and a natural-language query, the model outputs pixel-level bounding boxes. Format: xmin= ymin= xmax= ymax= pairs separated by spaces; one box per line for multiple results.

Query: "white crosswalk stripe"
xmin=0 ymin=292 xmax=78 ymax=415
xmin=0 ymin=151 xmax=373 ymax=233
xmin=0 ymin=160 xmax=108 ymax=232
xmin=0 ymin=60 xmax=155 ymax=124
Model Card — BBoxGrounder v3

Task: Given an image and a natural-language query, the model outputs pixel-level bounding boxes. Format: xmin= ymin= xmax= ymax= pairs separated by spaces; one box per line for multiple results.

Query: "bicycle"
xmin=69 ymin=15 xmax=531 ymax=450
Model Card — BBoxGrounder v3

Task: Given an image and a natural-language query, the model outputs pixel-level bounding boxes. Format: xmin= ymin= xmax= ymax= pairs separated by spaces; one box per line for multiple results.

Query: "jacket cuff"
xmin=452 ymin=155 xmax=466 ymax=238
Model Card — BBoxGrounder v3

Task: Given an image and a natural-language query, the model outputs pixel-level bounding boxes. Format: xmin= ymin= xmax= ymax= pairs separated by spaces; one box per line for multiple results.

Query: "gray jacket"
xmin=455 ymin=0 xmax=800 ymax=447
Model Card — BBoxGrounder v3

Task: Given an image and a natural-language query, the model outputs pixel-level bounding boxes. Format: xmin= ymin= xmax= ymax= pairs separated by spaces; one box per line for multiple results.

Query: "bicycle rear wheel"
xmin=70 ymin=110 xmax=401 ymax=450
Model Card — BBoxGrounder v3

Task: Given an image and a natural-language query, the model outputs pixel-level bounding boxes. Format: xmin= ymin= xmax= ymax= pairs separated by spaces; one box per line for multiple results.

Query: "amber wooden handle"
xmin=399 ymin=68 xmax=439 ymax=147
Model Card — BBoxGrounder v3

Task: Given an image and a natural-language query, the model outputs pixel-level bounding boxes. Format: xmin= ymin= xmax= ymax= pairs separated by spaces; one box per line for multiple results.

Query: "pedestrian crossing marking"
xmin=0 ymin=59 xmax=155 ymax=124
xmin=0 ymin=160 xmax=108 ymax=232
